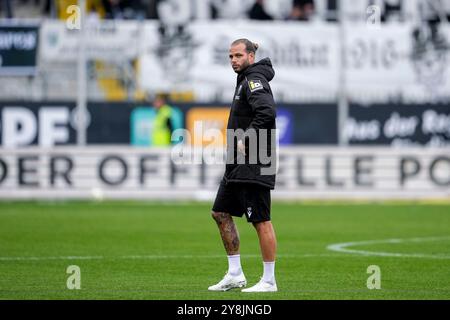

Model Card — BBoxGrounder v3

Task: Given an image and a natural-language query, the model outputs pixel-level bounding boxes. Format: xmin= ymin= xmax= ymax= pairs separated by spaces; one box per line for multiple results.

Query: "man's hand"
xmin=237 ymin=139 xmax=246 ymax=156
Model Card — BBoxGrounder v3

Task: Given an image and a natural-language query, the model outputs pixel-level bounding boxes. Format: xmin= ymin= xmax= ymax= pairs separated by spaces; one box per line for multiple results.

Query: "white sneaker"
xmin=241 ymin=279 xmax=277 ymax=292
xmin=208 ymin=272 xmax=247 ymax=291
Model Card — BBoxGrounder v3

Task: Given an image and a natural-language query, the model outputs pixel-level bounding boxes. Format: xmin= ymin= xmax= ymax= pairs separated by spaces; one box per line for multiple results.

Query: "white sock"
xmin=227 ymin=254 xmax=242 ymax=275
xmin=262 ymin=261 xmax=275 ymax=283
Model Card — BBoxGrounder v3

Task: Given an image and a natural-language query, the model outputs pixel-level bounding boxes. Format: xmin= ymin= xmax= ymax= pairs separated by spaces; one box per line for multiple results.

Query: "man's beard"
xmin=236 ymin=59 xmax=250 ymax=73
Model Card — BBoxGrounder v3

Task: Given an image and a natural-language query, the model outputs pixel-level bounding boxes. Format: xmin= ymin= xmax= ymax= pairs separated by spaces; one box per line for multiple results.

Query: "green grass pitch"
xmin=0 ymin=201 xmax=449 ymax=300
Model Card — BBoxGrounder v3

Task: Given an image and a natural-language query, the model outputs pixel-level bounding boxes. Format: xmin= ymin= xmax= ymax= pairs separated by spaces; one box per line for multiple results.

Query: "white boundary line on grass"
xmin=327 ymin=236 xmax=450 ymax=259
xmin=0 ymin=253 xmax=342 ymax=262
xmin=3 ymin=236 xmax=450 ymax=261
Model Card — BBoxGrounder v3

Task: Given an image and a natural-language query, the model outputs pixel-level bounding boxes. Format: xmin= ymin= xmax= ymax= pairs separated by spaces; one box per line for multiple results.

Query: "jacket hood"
xmin=240 ymin=58 xmax=275 ymax=82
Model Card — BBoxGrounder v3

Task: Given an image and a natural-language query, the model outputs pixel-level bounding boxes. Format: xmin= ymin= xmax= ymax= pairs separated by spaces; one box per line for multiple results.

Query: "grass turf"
xmin=0 ymin=201 xmax=449 ymax=300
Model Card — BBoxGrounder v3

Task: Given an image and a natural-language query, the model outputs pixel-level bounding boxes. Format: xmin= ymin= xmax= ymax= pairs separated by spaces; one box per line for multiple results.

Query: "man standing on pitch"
xmin=209 ymin=39 xmax=278 ymax=292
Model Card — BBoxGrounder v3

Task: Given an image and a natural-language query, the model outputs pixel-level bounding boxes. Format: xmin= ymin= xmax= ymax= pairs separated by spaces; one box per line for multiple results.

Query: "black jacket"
xmin=223 ymin=58 xmax=277 ymax=189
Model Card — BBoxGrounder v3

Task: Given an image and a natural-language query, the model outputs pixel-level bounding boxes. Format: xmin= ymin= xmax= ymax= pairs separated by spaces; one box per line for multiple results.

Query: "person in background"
xmin=102 ymin=0 xmax=146 ymax=19
xmin=151 ymin=92 xmax=175 ymax=146
xmin=248 ymin=0 xmax=273 ymax=20
xmin=287 ymin=0 xmax=314 ymax=21
xmin=0 ymin=0 xmax=13 ymax=17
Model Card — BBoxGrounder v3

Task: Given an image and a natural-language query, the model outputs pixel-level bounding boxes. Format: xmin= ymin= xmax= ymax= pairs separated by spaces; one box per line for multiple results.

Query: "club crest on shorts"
xmin=247 ymin=207 xmax=253 ymax=218
xmin=248 ymin=80 xmax=263 ymax=92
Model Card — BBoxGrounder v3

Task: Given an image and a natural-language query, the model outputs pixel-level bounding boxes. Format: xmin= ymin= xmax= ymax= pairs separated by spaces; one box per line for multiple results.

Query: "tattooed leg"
xmin=211 ymin=211 xmax=240 ymax=255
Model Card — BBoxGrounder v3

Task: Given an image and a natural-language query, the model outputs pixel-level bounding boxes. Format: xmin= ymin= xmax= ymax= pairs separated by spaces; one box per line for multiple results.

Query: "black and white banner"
xmin=347 ymin=103 xmax=450 ymax=147
xmin=0 ymin=102 xmax=134 ymax=147
xmin=136 ymin=21 xmax=450 ymax=103
xmin=138 ymin=21 xmax=339 ymax=103
xmin=0 ymin=24 xmax=39 ymax=75
xmin=344 ymin=22 xmax=450 ymax=103
xmin=1 ymin=102 xmax=449 ymax=147
xmin=0 ymin=102 xmax=338 ymax=147
xmin=34 ymin=20 xmax=450 ymax=103
xmin=0 ymin=103 xmax=77 ymax=147
xmin=39 ymin=20 xmax=141 ymax=61
xmin=0 ymin=147 xmax=448 ymax=200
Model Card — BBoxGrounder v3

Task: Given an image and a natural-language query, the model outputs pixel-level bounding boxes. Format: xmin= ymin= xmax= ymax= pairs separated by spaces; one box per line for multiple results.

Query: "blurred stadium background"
xmin=0 ymin=0 xmax=449 ymax=300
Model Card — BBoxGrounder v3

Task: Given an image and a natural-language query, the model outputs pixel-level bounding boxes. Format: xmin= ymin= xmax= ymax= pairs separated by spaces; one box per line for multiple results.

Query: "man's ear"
xmin=249 ymin=52 xmax=255 ymax=62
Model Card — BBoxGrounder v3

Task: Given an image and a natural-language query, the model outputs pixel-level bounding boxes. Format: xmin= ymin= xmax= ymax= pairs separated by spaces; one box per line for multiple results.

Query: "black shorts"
xmin=212 ymin=180 xmax=271 ymax=223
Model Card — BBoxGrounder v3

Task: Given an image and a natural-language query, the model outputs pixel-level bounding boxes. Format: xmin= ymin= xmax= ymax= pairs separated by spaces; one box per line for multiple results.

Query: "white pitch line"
xmin=0 ymin=253 xmax=343 ymax=262
xmin=327 ymin=236 xmax=450 ymax=259
xmin=4 ymin=236 xmax=450 ymax=261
